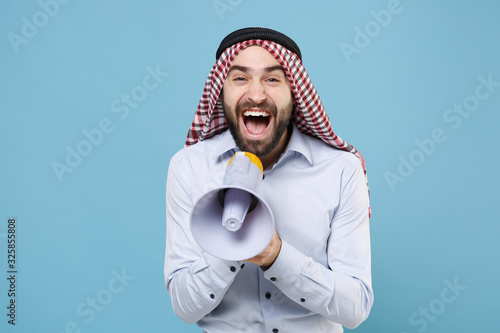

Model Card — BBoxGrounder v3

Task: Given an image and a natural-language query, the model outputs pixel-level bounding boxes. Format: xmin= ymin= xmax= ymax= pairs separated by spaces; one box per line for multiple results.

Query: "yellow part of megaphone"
xmin=227 ymin=151 xmax=263 ymax=174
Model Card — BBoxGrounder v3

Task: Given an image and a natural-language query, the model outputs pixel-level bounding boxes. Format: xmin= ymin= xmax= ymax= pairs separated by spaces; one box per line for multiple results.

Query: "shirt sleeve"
xmin=263 ymin=159 xmax=373 ymax=329
xmin=164 ymin=156 xmax=242 ymax=324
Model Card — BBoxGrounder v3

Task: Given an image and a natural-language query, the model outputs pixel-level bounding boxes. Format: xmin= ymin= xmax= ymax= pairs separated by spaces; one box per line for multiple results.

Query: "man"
xmin=165 ymin=27 xmax=373 ymax=332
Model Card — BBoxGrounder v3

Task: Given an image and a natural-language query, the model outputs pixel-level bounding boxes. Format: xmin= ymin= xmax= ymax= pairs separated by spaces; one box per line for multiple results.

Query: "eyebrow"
xmin=227 ymin=65 xmax=286 ymax=76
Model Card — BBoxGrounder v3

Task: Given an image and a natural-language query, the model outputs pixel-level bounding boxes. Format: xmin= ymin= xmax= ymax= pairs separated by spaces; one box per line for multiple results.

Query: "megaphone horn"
xmin=190 ymin=152 xmax=275 ymax=261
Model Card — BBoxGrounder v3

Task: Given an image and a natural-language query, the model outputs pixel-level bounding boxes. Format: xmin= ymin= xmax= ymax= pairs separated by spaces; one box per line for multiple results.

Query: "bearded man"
xmin=164 ymin=27 xmax=373 ymax=332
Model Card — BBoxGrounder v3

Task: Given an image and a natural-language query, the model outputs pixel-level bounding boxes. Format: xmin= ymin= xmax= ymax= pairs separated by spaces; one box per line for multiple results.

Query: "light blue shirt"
xmin=164 ymin=124 xmax=373 ymax=332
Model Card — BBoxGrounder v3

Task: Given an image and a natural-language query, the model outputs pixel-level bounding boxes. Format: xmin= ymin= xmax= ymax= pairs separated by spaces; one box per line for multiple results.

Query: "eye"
xmin=266 ymin=77 xmax=283 ymax=84
xmin=232 ymin=76 xmax=247 ymax=82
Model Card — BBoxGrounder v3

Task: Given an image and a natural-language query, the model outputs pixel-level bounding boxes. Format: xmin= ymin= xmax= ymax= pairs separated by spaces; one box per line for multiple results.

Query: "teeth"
xmin=243 ymin=111 xmax=269 ymax=117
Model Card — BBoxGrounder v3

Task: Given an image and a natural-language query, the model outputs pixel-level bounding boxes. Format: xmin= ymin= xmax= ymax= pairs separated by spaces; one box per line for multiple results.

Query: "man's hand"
xmin=244 ymin=230 xmax=282 ymax=269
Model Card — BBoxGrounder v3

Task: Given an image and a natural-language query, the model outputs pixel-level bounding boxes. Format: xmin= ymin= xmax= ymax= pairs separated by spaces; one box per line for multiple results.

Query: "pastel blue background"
xmin=1 ymin=0 xmax=499 ymax=332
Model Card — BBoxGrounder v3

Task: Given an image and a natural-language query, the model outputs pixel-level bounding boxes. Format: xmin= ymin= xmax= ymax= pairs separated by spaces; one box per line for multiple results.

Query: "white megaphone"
xmin=190 ymin=152 xmax=275 ymax=261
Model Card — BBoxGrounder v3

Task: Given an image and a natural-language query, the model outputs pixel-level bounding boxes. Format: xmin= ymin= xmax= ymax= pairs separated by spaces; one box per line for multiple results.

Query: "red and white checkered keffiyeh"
xmin=185 ymin=39 xmax=367 ymax=179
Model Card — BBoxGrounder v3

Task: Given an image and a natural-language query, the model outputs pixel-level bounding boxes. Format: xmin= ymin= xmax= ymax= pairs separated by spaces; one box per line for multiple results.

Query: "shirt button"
xmin=240 ymin=263 xmax=245 ymax=269
xmin=210 ymin=294 xmax=215 ymax=299
xmin=272 ymin=329 xmax=279 ymax=333
xmin=265 ymin=292 xmax=271 ymax=299
xmin=230 ymin=266 xmax=236 ymax=272
xmin=270 ymin=277 xmax=276 ymax=281
xmin=300 ymin=298 xmax=306 ymax=302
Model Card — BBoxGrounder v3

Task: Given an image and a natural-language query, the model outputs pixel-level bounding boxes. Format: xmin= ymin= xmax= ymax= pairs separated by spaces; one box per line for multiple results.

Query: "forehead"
xmin=230 ymin=45 xmax=283 ymax=70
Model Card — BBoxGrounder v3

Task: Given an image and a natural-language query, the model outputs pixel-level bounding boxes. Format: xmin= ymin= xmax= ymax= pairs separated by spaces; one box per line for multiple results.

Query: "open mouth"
xmin=242 ymin=110 xmax=271 ymax=137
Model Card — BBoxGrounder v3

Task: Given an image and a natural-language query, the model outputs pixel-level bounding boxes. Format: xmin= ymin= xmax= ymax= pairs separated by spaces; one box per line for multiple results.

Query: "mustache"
xmin=236 ymin=101 xmax=277 ymax=116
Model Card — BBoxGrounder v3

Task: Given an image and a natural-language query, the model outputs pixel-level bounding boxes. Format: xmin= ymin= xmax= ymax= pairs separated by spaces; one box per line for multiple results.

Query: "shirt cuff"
xmin=204 ymin=252 xmax=242 ymax=285
xmin=263 ymin=240 xmax=307 ymax=289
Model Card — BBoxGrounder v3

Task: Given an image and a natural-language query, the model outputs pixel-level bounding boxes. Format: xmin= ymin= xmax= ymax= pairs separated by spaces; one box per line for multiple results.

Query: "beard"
xmin=223 ymin=98 xmax=294 ymax=159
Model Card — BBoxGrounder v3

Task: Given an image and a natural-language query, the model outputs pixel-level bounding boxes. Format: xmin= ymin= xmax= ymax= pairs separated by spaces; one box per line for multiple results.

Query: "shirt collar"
xmin=213 ymin=130 xmax=238 ymax=159
xmin=281 ymin=122 xmax=313 ymax=165
xmin=213 ymin=123 xmax=313 ymax=165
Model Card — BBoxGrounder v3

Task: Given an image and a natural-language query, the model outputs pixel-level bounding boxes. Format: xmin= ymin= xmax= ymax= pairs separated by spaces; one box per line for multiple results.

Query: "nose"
xmin=246 ymin=80 xmax=266 ymax=105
